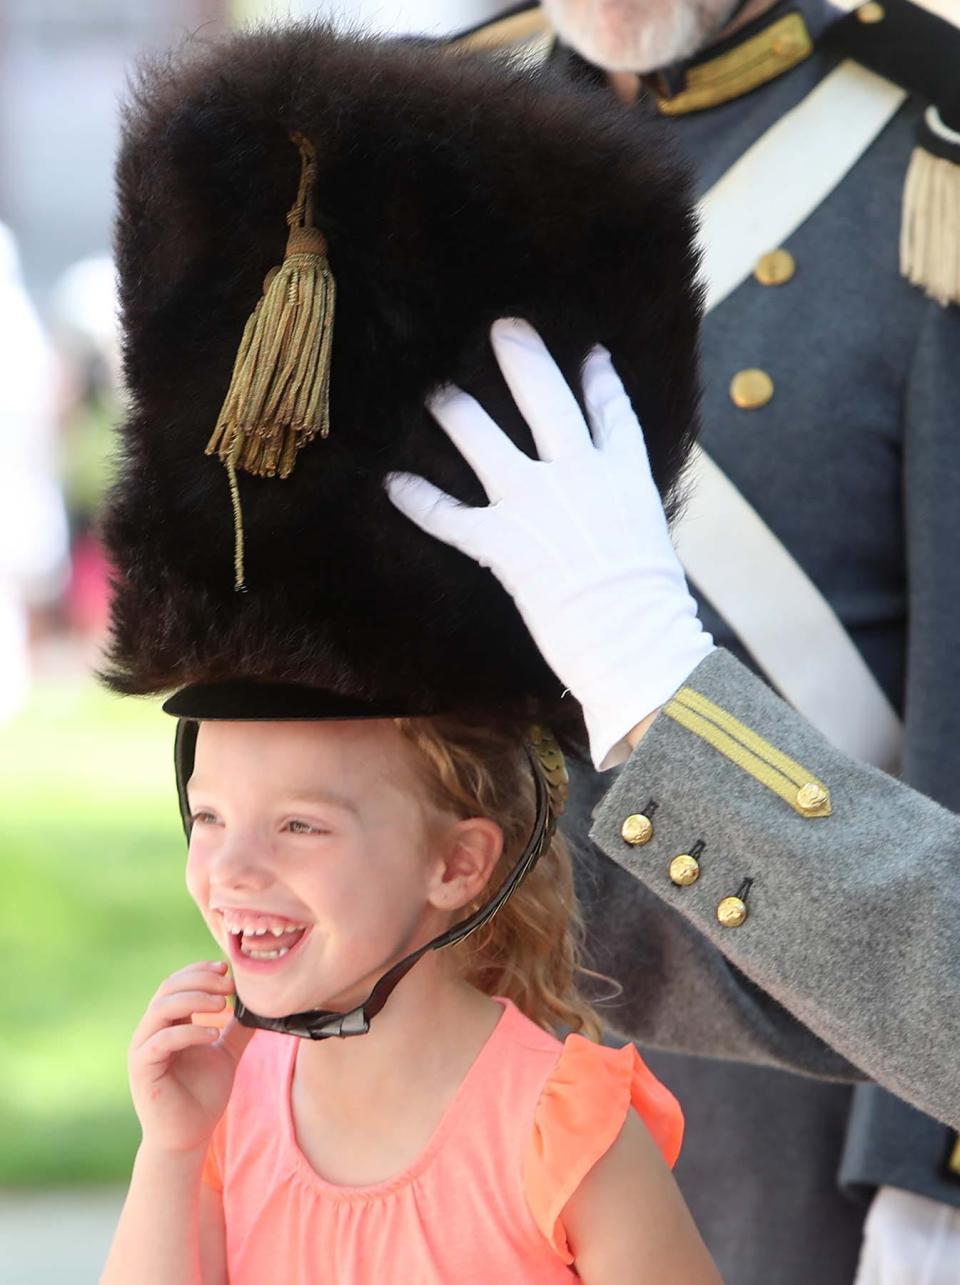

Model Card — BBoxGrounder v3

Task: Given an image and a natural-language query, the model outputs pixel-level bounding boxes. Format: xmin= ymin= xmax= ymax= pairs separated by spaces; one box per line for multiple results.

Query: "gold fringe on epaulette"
xmin=205 ymin=132 xmax=336 ymax=590
xmin=900 ymin=110 xmax=960 ymax=308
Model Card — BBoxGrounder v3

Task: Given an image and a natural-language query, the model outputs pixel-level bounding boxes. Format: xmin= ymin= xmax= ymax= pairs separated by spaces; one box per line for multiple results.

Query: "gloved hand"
xmin=855 ymin=1187 xmax=960 ymax=1285
xmin=386 ymin=318 xmax=713 ymax=769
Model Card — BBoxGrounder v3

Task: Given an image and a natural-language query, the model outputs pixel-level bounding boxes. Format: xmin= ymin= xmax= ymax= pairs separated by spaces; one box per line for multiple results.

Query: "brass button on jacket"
xmin=857 ymin=2 xmax=885 ymax=23
xmin=717 ymin=895 xmax=748 ymax=928
xmin=730 ymin=368 xmax=774 ymax=409
xmin=621 ymin=813 xmax=654 ymax=846
xmin=796 ymin=781 xmax=829 ymax=813
xmin=669 ymin=853 xmax=701 ymax=886
xmin=754 ymin=249 xmax=796 ymax=286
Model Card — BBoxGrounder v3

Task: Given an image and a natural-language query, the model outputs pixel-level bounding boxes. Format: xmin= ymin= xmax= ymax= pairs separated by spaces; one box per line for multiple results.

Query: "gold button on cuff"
xmin=796 ymin=781 xmax=829 ymax=813
xmin=717 ymin=896 xmax=748 ymax=928
xmin=669 ymin=854 xmax=701 ymax=887
xmin=730 ymin=368 xmax=774 ymax=410
xmin=621 ymin=813 xmax=654 ymax=846
xmin=754 ymin=249 xmax=796 ymax=286
xmin=856 ymin=2 xmax=885 ymax=23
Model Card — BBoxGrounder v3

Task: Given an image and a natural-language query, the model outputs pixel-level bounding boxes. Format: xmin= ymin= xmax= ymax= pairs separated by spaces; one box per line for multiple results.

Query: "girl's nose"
xmin=209 ymin=834 xmax=275 ymax=892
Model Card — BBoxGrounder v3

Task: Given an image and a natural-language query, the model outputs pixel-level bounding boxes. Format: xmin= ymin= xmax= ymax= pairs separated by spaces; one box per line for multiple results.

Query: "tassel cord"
xmin=206 ymin=130 xmax=335 ymax=588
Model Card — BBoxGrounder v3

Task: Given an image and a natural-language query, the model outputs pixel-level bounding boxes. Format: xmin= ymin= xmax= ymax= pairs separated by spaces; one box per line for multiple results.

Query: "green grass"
xmin=0 ymin=675 xmax=214 ymax=1187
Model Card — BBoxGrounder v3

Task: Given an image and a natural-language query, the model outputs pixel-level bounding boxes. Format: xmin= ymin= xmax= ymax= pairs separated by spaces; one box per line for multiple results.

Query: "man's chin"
xmin=545 ymin=0 xmax=738 ymax=74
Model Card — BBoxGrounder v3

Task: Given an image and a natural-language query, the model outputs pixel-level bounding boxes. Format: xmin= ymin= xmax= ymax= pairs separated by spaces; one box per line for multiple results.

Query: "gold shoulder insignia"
xmin=829 ymin=1 xmax=960 ymax=306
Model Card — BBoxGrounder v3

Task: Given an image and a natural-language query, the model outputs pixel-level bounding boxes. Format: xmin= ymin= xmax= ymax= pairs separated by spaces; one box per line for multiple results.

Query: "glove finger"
xmin=490 ymin=318 xmax=591 ymax=462
xmin=385 ymin=472 xmax=488 ymax=559
xmin=582 ymin=345 xmax=653 ymax=477
xmin=427 ymin=385 xmax=527 ymax=503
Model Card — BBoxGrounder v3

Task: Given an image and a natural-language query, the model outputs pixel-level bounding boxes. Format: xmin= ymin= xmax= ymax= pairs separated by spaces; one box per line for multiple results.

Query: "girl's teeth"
xmin=221 ymin=916 xmax=308 ymax=936
xmin=240 ymin=943 xmax=292 ymax=960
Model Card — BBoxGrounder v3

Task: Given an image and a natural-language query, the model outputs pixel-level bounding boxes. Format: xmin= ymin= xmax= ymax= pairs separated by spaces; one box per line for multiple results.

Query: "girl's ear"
xmin=427 ymin=817 xmax=504 ymax=914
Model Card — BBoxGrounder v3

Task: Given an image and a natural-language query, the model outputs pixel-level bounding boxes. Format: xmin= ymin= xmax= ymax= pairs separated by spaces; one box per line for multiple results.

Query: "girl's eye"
xmin=286 ymin=819 xmax=326 ymax=835
xmin=190 ymin=810 xmax=219 ymax=826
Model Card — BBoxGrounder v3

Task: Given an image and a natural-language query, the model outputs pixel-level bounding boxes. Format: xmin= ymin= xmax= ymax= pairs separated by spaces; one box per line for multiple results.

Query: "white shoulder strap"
xmin=675 ymin=447 xmax=903 ymax=772
xmin=697 ymin=60 xmax=906 ymax=311
xmin=676 ymin=60 xmax=905 ymax=771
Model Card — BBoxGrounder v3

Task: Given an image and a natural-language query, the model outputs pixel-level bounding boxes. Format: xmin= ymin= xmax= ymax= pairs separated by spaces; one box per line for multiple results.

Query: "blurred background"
xmin=0 ymin=1 xmax=497 ymax=1280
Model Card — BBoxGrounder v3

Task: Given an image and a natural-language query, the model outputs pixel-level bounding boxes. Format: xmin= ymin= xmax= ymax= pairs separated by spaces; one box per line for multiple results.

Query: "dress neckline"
xmin=280 ymin=996 xmax=520 ymax=1200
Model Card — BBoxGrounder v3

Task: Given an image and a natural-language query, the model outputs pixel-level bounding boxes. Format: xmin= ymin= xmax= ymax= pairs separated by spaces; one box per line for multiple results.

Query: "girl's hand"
xmin=386 ymin=318 xmax=713 ymax=771
xmin=128 ymin=960 xmax=254 ymax=1157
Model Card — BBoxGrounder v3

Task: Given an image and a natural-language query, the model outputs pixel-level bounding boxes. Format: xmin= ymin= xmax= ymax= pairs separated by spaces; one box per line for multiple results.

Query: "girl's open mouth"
xmin=226 ymin=924 xmax=311 ymax=973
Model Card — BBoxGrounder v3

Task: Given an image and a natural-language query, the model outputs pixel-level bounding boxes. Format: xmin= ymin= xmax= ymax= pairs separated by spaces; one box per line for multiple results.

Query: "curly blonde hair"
xmin=394 ymin=715 xmax=603 ymax=1042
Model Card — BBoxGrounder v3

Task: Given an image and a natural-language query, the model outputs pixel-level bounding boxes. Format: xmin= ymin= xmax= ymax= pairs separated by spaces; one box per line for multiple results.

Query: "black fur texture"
xmin=102 ymin=22 xmax=702 ymax=735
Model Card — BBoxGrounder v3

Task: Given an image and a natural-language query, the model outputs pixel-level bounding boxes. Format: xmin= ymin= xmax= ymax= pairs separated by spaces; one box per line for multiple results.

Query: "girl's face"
xmin=185 ymin=718 xmax=489 ymax=1018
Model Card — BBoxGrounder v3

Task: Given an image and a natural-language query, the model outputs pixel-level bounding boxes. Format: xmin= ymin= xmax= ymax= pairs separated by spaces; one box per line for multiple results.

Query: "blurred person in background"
xmin=49 ymin=253 xmax=121 ymax=645
xmin=49 ymin=255 xmax=122 ymax=647
xmin=453 ymin=1 xmax=960 ymax=1282
xmin=0 ymin=222 xmax=68 ymax=723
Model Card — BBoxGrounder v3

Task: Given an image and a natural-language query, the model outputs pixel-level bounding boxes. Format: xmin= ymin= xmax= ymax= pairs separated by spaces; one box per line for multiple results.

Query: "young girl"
xmin=99 ymin=18 xmax=718 ymax=1284
xmin=101 ymin=712 xmax=719 ymax=1284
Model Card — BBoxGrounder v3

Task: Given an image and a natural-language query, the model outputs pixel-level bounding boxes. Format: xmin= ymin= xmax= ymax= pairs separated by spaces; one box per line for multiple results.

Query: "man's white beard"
xmin=544 ymin=0 xmax=741 ymax=73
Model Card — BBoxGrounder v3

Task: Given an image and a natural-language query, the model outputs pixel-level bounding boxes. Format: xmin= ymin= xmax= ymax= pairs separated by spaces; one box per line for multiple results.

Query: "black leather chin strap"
xmin=174 ymin=722 xmax=556 ymax=1040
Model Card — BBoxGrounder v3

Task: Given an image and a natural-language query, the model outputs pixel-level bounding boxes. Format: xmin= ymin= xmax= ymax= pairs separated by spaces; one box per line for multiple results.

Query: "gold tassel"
xmin=205 ymin=132 xmax=335 ymax=590
xmin=900 ymin=111 xmax=960 ymax=308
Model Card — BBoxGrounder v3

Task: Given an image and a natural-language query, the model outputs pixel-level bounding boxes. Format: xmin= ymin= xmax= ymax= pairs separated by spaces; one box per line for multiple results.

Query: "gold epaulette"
xmin=830 ymin=1 xmax=960 ymax=306
xmin=450 ymin=4 xmax=551 ymax=61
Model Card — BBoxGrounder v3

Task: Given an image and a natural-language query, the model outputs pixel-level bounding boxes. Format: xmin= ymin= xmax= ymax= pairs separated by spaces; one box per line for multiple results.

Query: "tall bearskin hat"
xmin=101 ymin=22 xmax=702 ymax=740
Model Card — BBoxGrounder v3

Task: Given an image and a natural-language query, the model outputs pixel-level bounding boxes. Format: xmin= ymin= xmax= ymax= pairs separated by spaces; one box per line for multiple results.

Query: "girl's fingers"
xmin=156 ymin=963 xmax=231 ymax=995
xmin=133 ymin=1022 xmax=222 ymax=1069
xmin=163 ymin=959 xmax=227 ymax=979
xmin=132 ymin=991 xmax=229 ymax=1049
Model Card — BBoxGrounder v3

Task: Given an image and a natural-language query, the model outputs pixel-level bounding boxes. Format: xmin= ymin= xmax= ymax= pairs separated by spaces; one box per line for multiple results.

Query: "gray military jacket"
xmin=454 ymin=1 xmax=960 ymax=1272
xmin=588 ymin=646 xmax=960 ymax=1133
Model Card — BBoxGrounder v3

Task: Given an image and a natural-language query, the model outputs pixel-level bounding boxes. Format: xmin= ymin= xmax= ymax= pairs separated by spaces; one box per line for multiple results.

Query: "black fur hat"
xmin=101 ymin=22 xmax=702 ymax=736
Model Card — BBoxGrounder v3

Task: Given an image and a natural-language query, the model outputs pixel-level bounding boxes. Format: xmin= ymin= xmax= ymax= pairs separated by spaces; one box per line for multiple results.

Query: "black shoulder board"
xmin=828 ymin=2 xmax=960 ymax=305
xmin=825 ymin=0 xmax=959 ymax=131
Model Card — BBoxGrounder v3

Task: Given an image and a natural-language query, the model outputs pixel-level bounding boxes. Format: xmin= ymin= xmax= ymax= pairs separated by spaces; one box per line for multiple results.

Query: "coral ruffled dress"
xmin=202 ymin=998 xmax=682 ymax=1283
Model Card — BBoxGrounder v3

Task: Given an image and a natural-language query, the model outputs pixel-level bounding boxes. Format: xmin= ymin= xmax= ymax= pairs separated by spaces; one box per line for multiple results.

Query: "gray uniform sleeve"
xmin=564 ymin=772 xmax=860 ymax=1080
xmin=589 ymin=647 xmax=960 ymax=1131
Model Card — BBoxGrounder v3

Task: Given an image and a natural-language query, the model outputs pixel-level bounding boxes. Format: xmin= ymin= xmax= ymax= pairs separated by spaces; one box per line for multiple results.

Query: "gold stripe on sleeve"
xmin=665 ymin=688 xmax=832 ymax=817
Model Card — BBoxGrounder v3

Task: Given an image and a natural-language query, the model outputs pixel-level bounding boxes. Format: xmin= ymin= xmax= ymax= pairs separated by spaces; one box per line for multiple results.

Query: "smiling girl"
xmin=97 ymin=17 xmax=717 ymax=1283
xmin=101 ymin=705 xmax=718 ymax=1284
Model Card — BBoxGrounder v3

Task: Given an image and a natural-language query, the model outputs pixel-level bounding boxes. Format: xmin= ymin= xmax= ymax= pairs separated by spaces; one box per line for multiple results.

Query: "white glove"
xmin=385 ymin=318 xmax=713 ymax=769
xmin=854 ymin=1187 xmax=960 ymax=1285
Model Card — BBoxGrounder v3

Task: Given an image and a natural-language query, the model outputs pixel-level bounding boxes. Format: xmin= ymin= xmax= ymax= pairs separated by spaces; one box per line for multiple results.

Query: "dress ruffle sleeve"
xmin=524 ymin=1035 xmax=684 ymax=1263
